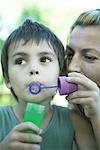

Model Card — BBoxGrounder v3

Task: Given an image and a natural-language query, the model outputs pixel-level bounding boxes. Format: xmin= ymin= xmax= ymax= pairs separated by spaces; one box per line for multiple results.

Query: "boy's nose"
xmin=30 ymin=70 xmax=39 ymax=75
xmin=68 ymin=55 xmax=81 ymax=73
xmin=29 ymin=61 xmax=39 ymax=76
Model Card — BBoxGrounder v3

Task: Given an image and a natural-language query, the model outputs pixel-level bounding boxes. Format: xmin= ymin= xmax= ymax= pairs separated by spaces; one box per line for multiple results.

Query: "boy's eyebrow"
xmin=12 ymin=51 xmax=56 ymax=57
xmin=39 ymin=51 xmax=56 ymax=56
xmin=12 ymin=52 xmax=27 ymax=57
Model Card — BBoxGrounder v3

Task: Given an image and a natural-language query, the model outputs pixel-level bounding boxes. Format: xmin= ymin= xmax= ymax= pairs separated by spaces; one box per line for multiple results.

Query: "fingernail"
xmin=66 ymin=77 xmax=71 ymax=81
xmin=39 ymin=129 xmax=43 ymax=134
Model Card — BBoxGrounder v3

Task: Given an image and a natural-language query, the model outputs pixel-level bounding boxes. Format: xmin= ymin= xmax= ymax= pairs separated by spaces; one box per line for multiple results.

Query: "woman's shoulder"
xmin=71 ymin=109 xmax=97 ymax=149
xmin=70 ymin=106 xmax=93 ymax=132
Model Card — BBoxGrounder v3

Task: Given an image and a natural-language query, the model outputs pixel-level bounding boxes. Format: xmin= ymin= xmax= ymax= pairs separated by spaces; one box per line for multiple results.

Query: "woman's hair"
xmin=70 ymin=9 xmax=100 ymax=32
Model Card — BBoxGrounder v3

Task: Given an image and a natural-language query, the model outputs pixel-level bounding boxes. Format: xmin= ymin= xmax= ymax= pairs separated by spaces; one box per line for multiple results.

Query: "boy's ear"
xmin=5 ymin=81 xmax=11 ymax=89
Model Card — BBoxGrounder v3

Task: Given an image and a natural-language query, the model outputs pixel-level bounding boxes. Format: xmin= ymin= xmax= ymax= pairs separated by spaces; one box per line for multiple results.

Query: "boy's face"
xmin=7 ymin=40 xmax=59 ymax=103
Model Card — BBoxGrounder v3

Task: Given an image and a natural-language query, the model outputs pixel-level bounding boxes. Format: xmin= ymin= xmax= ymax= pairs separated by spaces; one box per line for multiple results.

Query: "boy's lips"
xmin=29 ymin=82 xmax=41 ymax=95
xmin=28 ymin=81 xmax=42 ymax=86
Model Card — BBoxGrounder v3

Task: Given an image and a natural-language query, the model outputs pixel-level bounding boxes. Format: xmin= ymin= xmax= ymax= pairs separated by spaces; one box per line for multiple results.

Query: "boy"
xmin=0 ymin=19 xmax=75 ymax=150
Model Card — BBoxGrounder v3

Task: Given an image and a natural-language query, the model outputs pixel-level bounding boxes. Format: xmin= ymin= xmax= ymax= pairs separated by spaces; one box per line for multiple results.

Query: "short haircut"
xmin=1 ymin=19 xmax=65 ymax=100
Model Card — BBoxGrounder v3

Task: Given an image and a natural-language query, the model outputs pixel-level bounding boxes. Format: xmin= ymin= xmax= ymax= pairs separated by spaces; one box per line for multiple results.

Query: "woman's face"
xmin=66 ymin=25 xmax=100 ymax=87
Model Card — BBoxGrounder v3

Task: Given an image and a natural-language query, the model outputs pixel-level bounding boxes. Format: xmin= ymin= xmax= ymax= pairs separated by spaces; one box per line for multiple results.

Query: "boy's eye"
xmin=15 ymin=58 xmax=26 ymax=65
xmin=40 ymin=56 xmax=52 ymax=63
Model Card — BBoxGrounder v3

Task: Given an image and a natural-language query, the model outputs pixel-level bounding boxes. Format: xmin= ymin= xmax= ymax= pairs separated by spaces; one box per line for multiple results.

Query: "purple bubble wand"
xmin=29 ymin=76 xmax=78 ymax=95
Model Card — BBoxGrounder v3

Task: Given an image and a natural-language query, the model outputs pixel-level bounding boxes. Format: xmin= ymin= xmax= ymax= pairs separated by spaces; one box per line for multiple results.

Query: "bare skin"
xmin=66 ymin=25 xmax=100 ymax=149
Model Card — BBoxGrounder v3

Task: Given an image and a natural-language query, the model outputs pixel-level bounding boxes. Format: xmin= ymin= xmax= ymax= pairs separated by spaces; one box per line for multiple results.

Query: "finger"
xmin=69 ymin=97 xmax=95 ymax=108
xmin=68 ymin=72 xmax=83 ymax=77
xmin=84 ymin=105 xmax=97 ymax=118
xmin=10 ymin=141 xmax=40 ymax=150
xmin=67 ymin=91 xmax=91 ymax=100
xmin=67 ymin=72 xmax=98 ymax=90
xmin=14 ymin=122 xmax=40 ymax=134
xmin=14 ymin=132 xmax=42 ymax=143
xmin=67 ymin=90 xmax=99 ymax=106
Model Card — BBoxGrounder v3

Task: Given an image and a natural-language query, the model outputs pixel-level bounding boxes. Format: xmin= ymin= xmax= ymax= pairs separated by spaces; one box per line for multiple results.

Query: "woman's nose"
xmin=68 ymin=55 xmax=81 ymax=73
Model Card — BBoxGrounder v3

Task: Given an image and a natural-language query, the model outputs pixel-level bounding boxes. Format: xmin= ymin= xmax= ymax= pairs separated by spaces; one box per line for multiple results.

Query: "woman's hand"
xmin=66 ymin=72 xmax=100 ymax=119
xmin=0 ymin=122 xmax=42 ymax=150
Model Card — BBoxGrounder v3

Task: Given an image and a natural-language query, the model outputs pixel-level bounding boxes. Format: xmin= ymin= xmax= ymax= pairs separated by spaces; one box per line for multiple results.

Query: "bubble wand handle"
xmin=42 ymin=85 xmax=58 ymax=89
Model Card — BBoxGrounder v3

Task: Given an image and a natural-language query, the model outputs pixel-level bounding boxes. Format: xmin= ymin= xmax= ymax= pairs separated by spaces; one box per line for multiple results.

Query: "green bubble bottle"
xmin=24 ymin=103 xmax=45 ymax=128
xmin=24 ymin=103 xmax=45 ymax=144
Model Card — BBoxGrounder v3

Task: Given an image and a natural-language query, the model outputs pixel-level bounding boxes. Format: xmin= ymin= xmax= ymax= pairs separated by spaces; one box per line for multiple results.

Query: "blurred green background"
xmin=0 ymin=0 xmax=99 ymax=105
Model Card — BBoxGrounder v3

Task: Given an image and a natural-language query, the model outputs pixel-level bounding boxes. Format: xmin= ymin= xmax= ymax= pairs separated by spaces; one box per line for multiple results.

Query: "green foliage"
xmin=0 ymin=38 xmax=3 ymax=54
xmin=20 ymin=6 xmax=43 ymax=22
xmin=17 ymin=4 xmax=49 ymax=27
xmin=0 ymin=38 xmax=4 ymax=85
xmin=0 ymin=92 xmax=16 ymax=106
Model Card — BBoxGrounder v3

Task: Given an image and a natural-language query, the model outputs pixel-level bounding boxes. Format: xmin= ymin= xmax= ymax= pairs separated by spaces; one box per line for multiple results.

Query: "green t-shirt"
xmin=0 ymin=105 xmax=74 ymax=150
xmin=0 ymin=105 xmax=20 ymax=142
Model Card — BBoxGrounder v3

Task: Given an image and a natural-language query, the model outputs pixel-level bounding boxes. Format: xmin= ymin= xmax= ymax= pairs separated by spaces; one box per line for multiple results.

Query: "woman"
xmin=65 ymin=9 xmax=100 ymax=149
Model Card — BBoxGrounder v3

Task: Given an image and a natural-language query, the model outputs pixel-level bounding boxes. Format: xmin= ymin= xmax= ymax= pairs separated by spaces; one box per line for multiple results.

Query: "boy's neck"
xmin=13 ymin=101 xmax=27 ymax=122
xmin=13 ymin=99 xmax=52 ymax=123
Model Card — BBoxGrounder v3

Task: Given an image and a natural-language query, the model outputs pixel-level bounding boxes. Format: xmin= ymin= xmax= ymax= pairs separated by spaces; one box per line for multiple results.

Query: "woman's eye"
xmin=68 ymin=53 xmax=73 ymax=58
xmin=40 ymin=56 xmax=52 ymax=63
xmin=15 ymin=58 xmax=26 ymax=65
xmin=67 ymin=52 xmax=74 ymax=60
xmin=84 ymin=55 xmax=97 ymax=62
xmin=66 ymin=48 xmax=74 ymax=60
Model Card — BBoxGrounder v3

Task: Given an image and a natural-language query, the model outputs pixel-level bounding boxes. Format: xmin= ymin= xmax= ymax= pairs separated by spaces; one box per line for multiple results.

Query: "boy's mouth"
xmin=29 ymin=82 xmax=41 ymax=95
